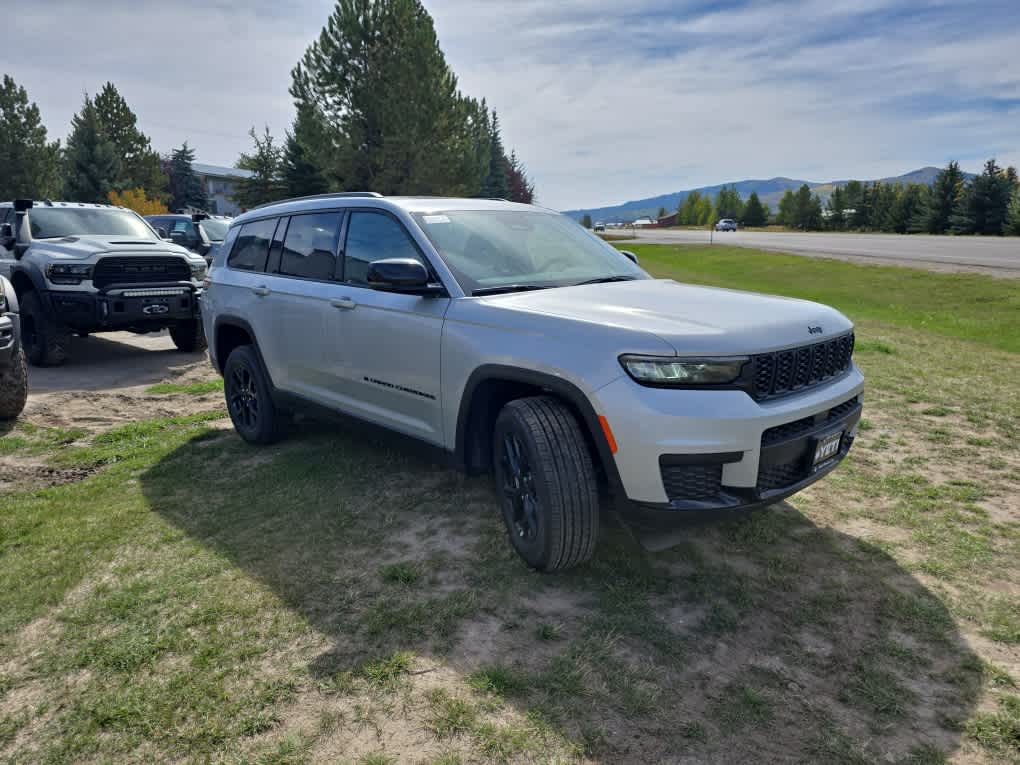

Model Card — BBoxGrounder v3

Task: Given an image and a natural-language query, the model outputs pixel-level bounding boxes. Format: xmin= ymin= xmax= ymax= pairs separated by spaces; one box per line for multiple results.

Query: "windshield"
xmin=412 ymin=210 xmax=646 ymax=294
xmin=199 ymin=219 xmax=230 ymax=241
xmin=28 ymin=208 xmax=157 ymax=240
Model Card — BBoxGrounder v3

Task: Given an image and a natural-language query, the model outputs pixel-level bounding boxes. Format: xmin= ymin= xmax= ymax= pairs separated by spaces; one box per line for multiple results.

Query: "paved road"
xmin=615 ymin=229 xmax=1020 ymax=276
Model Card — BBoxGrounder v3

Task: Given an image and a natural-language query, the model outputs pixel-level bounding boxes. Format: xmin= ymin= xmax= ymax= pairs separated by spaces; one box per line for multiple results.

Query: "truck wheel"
xmin=223 ymin=345 xmax=282 ymax=445
xmin=0 ymin=347 xmax=29 ymax=419
xmin=170 ymin=318 xmax=207 ymax=353
xmin=492 ymin=396 xmax=599 ymax=571
xmin=20 ymin=291 xmax=70 ymax=367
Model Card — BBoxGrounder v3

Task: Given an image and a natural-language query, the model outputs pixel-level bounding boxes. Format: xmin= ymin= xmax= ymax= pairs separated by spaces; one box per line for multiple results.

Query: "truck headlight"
xmin=190 ymin=261 xmax=207 ymax=280
xmin=46 ymin=263 xmax=93 ymax=284
xmin=620 ymin=355 xmax=748 ymax=385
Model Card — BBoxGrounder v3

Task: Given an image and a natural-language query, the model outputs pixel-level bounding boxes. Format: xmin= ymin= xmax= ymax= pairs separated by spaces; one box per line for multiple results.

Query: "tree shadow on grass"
xmin=140 ymin=420 xmax=983 ymax=764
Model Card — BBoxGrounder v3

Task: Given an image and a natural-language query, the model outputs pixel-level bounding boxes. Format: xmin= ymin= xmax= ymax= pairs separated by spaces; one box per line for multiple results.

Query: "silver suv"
xmin=202 ymin=193 xmax=864 ymax=571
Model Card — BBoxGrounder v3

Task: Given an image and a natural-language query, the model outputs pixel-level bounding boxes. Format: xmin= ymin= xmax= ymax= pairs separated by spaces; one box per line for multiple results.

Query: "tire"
xmin=492 ymin=396 xmax=599 ymax=572
xmin=20 ymin=291 xmax=70 ymax=367
xmin=0 ymin=346 xmax=28 ymax=420
xmin=170 ymin=318 xmax=208 ymax=353
xmin=223 ymin=345 xmax=282 ymax=445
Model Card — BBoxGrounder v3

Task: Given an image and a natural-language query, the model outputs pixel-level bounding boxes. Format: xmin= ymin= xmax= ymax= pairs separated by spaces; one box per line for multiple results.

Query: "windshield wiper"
xmin=472 ymin=284 xmax=553 ymax=296
xmin=572 ymin=275 xmax=639 ymax=286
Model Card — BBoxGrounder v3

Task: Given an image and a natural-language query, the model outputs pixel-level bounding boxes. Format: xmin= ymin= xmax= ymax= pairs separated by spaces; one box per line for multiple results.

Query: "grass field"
xmin=0 ymin=244 xmax=1017 ymax=764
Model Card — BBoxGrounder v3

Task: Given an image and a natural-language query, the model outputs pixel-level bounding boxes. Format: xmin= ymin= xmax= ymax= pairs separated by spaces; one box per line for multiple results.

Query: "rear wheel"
xmin=0 ymin=347 xmax=28 ymax=419
xmin=223 ymin=345 xmax=282 ymax=444
xmin=170 ymin=318 xmax=207 ymax=352
xmin=492 ymin=396 xmax=599 ymax=571
xmin=20 ymin=291 xmax=70 ymax=367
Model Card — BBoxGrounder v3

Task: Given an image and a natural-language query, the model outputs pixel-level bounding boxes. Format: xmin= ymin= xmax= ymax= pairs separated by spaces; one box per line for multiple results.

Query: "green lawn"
xmin=0 ymin=246 xmax=1017 ymax=764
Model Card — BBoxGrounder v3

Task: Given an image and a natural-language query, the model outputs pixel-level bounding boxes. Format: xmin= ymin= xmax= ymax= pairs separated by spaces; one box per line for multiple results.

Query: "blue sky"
xmin=4 ymin=0 xmax=1018 ymax=209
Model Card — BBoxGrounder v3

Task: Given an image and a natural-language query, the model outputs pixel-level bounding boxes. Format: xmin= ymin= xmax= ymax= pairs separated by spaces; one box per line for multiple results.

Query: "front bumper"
xmin=44 ymin=284 xmax=200 ymax=330
xmin=0 ymin=313 xmax=20 ymax=368
xmin=594 ymin=364 xmax=865 ymax=514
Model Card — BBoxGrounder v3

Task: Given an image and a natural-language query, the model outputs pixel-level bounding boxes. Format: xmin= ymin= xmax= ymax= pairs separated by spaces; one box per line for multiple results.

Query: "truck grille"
xmin=660 ymin=462 xmax=723 ymax=501
xmin=751 ymin=333 xmax=854 ymax=400
xmin=93 ymin=256 xmax=190 ymax=289
xmin=761 ymin=397 xmax=861 ymax=446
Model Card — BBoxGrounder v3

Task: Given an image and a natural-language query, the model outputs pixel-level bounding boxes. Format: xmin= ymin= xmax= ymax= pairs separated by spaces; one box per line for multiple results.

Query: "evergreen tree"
xmin=165 ymin=142 xmax=208 ymax=212
xmin=234 ymin=126 xmax=285 ymax=209
xmin=292 ymin=0 xmax=493 ymax=196
xmin=480 ymin=111 xmax=509 ymax=199
xmin=924 ymin=160 xmax=964 ymax=234
xmin=714 ymin=185 xmax=743 ymax=220
xmin=581 ymin=214 xmax=592 ymax=229
xmin=695 ymin=195 xmax=713 ymax=225
xmin=826 ymin=186 xmax=846 ymax=230
xmin=92 ymin=82 xmax=166 ymax=198
xmin=282 ymin=103 xmax=330 ymax=198
xmin=0 ymin=75 xmax=62 ymax=199
xmin=792 ymin=184 xmax=822 ymax=230
xmin=951 ymin=159 xmax=1016 ymax=235
xmin=504 ymin=150 xmax=535 ymax=204
xmin=776 ymin=189 xmax=796 ymax=226
xmin=889 ymin=184 xmax=928 ymax=234
xmin=741 ymin=191 xmax=766 ymax=227
xmin=64 ymin=95 xmax=121 ymax=203
xmin=678 ymin=191 xmax=701 ymax=225
xmin=1006 ymin=185 xmax=1020 ymax=236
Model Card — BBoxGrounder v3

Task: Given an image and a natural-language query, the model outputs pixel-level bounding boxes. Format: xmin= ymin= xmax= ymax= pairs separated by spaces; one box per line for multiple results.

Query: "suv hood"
xmin=31 ymin=235 xmax=197 ymax=261
xmin=483 ymin=279 xmax=853 ymax=356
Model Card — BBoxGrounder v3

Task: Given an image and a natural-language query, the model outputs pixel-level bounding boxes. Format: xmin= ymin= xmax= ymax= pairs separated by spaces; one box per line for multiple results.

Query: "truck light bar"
xmin=119 ymin=288 xmax=188 ymax=298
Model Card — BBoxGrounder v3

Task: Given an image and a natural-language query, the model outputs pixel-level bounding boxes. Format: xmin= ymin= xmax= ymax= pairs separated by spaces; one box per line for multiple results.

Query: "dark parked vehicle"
xmin=0 ymin=274 xmax=28 ymax=418
xmin=146 ymin=213 xmax=231 ymax=263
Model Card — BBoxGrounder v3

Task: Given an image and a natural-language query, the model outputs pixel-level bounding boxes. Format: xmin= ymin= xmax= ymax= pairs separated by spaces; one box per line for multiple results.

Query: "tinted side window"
xmin=228 ymin=218 xmax=277 ymax=272
xmin=344 ymin=212 xmax=424 ymax=285
xmin=279 ymin=212 xmax=342 ymax=281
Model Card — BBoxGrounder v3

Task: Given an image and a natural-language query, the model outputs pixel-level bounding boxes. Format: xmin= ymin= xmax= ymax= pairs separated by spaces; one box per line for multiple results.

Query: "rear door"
xmin=331 ymin=209 xmax=449 ymax=444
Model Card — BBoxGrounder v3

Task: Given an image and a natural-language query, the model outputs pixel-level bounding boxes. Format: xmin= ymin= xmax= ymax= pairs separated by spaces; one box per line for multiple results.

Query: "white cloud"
xmin=2 ymin=0 xmax=1017 ymax=209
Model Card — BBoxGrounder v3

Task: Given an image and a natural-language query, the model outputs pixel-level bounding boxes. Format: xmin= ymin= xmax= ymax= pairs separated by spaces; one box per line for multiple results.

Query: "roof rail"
xmin=249 ymin=191 xmax=383 ymax=212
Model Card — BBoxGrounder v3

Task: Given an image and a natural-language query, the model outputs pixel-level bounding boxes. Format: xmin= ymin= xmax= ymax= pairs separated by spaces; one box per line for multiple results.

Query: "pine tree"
xmin=741 ymin=191 xmax=766 ymax=227
xmin=714 ymin=185 xmax=743 ymax=220
xmin=293 ymin=0 xmax=493 ymax=196
xmin=678 ymin=191 xmax=701 ymax=225
xmin=165 ymin=142 xmax=208 ymax=212
xmin=0 ymin=75 xmax=62 ymax=199
xmin=1006 ymin=185 xmax=1020 ymax=236
xmin=282 ymin=103 xmax=330 ymax=198
xmin=951 ymin=159 xmax=1016 ymax=235
xmin=792 ymin=184 xmax=822 ymax=230
xmin=64 ymin=95 xmax=121 ymax=203
xmin=826 ymin=186 xmax=846 ymax=230
xmin=480 ymin=111 xmax=509 ymax=199
xmin=924 ymin=161 xmax=964 ymax=234
xmin=776 ymin=189 xmax=796 ymax=226
xmin=234 ymin=126 xmax=284 ymax=209
xmin=504 ymin=150 xmax=535 ymax=204
xmin=92 ymin=82 xmax=166 ymax=198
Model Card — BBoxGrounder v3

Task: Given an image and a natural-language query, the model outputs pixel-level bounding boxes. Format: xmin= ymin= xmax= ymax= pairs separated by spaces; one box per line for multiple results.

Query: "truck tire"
xmin=492 ymin=396 xmax=599 ymax=571
xmin=20 ymin=291 xmax=70 ymax=367
xmin=223 ymin=345 xmax=283 ymax=445
xmin=0 ymin=346 xmax=29 ymax=419
xmin=170 ymin=318 xmax=208 ymax=353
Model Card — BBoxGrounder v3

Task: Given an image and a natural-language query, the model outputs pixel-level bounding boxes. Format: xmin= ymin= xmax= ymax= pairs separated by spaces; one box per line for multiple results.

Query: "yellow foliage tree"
xmin=107 ymin=187 xmax=168 ymax=216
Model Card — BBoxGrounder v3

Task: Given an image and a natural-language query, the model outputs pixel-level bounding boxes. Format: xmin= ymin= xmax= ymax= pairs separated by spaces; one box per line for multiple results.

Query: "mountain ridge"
xmin=563 ymin=166 xmax=957 ymax=222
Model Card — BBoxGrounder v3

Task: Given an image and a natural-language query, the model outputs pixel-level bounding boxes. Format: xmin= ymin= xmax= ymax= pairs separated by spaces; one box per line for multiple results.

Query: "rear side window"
xmin=228 ymin=218 xmax=277 ymax=272
xmin=279 ymin=212 xmax=342 ymax=281
xmin=344 ymin=211 xmax=424 ymax=285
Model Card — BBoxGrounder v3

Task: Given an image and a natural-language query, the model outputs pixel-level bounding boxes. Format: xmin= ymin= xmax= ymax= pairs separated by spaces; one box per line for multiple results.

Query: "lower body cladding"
xmin=45 ymin=285 xmax=199 ymax=331
xmin=595 ymin=366 xmax=865 ymax=522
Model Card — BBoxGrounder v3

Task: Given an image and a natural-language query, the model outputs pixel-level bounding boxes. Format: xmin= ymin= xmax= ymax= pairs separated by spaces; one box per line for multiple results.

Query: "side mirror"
xmin=155 ymin=227 xmax=168 ymax=239
xmin=366 ymin=258 xmax=443 ymax=295
xmin=620 ymin=249 xmax=639 ymax=264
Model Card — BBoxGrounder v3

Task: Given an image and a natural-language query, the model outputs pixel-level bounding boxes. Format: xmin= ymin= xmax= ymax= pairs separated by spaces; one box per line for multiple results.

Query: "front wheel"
xmin=223 ymin=345 xmax=283 ymax=445
xmin=20 ymin=291 xmax=70 ymax=367
xmin=492 ymin=396 xmax=599 ymax=572
xmin=0 ymin=347 xmax=29 ymax=419
xmin=170 ymin=318 xmax=207 ymax=353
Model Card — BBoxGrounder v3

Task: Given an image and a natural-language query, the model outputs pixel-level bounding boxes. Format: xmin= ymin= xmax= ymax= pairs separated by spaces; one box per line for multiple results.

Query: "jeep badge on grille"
xmin=808 ymin=326 xmax=823 ymax=334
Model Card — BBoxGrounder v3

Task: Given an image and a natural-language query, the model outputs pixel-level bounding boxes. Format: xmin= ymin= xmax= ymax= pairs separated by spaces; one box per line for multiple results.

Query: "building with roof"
xmin=192 ymin=163 xmax=253 ymax=216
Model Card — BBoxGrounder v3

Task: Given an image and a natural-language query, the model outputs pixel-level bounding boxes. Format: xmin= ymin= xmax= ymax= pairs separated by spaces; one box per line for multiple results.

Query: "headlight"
xmin=620 ymin=355 xmax=748 ymax=385
xmin=46 ymin=263 xmax=93 ymax=284
xmin=190 ymin=261 xmax=207 ymax=280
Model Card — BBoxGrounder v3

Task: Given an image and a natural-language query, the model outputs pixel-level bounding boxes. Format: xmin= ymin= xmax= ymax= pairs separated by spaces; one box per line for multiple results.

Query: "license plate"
xmin=813 ymin=431 xmax=843 ymax=466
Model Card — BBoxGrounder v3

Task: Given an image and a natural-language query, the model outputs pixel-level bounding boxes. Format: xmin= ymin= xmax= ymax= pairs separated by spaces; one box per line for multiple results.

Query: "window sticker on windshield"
xmin=423 ymin=214 xmax=451 ymax=224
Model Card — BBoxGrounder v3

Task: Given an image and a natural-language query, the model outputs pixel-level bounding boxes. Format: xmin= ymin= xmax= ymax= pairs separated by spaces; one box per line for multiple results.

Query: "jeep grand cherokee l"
xmin=201 ymin=193 xmax=864 ymax=571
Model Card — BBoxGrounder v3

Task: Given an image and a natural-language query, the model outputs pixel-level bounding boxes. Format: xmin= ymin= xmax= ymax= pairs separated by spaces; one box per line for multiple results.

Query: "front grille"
xmin=93 ymin=256 xmax=190 ymax=289
xmin=750 ymin=333 xmax=854 ymax=400
xmin=660 ymin=463 xmax=723 ymax=502
xmin=757 ymin=460 xmax=806 ymax=492
xmin=761 ymin=396 xmax=861 ymax=446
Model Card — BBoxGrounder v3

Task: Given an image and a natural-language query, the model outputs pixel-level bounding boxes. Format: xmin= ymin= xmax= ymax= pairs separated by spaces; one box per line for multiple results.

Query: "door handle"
xmin=251 ymin=285 xmax=271 ymax=297
xmin=330 ymin=297 xmax=357 ymax=310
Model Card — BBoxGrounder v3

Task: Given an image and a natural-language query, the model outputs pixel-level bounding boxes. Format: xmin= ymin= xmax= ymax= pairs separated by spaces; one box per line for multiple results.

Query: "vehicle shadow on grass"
xmin=141 ymin=420 xmax=982 ymax=764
